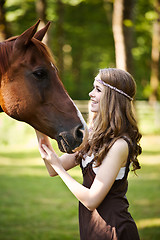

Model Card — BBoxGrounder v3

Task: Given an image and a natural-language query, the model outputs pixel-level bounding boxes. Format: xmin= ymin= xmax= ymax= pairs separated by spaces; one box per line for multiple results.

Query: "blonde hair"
xmin=76 ymin=68 xmax=142 ymax=172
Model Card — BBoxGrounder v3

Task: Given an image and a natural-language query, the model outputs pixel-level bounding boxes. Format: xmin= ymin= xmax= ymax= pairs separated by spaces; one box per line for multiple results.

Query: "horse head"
xmin=0 ymin=20 xmax=87 ymax=153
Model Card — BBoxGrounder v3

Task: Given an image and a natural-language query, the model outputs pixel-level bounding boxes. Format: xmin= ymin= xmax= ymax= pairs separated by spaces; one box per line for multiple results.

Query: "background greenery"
xmin=1 ymin=0 xmax=160 ymax=100
xmin=0 ymin=0 xmax=160 ymax=239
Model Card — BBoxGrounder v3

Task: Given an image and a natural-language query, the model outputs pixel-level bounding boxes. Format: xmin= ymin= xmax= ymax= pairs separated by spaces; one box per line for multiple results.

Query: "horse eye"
xmin=33 ymin=69 xmax=47 ymax=80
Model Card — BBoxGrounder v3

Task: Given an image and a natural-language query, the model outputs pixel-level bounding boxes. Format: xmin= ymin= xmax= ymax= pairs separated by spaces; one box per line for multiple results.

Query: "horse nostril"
xmin=74 ymin=124 xmax=84 ymax=141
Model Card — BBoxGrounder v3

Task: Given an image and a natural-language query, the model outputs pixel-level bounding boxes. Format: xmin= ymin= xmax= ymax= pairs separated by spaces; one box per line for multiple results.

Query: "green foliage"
xmin=57 ymin=1 xmax=115 ymax=99
xmin=5 ymin=0 xmax=37 ymax=35
xmin=3 ymin=0 xmax=159 ymax=99
xmin=133 ymin=0 xmax=156 ymax=100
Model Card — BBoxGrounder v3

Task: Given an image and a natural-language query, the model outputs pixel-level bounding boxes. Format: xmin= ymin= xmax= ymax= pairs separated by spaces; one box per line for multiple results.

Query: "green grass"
xmin=0 ymin=148 xmax=81 ymax=240
xmin=0 ymin=136 xmax=160 ymax=240
xmin=127 ymin=135 xmax=160 ymax=240
xmin=0 ymin=101 xmax=160 ymax=240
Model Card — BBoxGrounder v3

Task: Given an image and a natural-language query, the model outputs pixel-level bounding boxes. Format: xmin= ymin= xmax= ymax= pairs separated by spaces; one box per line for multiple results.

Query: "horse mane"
xmin=0 ymin=37 xmax=57 ymax=76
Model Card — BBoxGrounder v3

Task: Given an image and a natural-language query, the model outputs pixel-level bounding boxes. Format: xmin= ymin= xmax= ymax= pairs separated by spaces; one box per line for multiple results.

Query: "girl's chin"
xmin=90 ymin=108 xmax=98 ymax=113
xmin=89 ymin=103 xmax=99 ymax=112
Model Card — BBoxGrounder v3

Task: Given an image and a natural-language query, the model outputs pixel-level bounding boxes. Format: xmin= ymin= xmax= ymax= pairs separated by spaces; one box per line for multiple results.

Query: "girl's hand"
xmin=42 ymin=144 xmax=62 ymax=169
xmin=35 ymin=130 xmax=62 ymax=176
xmin=35 ymin=130 xmax=55 ymax=159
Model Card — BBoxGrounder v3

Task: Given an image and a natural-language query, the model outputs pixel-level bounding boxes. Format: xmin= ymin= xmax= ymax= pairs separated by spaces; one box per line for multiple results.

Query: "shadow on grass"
xmin=142 ymin=150 xmax=160 ymax=156
xmin=139 ymin=226 xmax=160 ymax=240
xmin=0 ymin=150 xmax=39 ymax=159
xmin=0 ymin=173 xmax=80 ymax=240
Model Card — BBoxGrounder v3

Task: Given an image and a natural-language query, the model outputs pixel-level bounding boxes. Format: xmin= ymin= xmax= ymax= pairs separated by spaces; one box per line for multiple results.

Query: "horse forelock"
xmin=0 ymin=40 xmax=15 ymax=75
xmin=31 ymin=38 xmax=57 ymax=68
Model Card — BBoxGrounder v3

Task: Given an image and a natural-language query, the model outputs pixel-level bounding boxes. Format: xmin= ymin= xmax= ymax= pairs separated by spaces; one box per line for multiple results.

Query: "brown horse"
xmin=0 ymin=20 xmax=87 ymax=153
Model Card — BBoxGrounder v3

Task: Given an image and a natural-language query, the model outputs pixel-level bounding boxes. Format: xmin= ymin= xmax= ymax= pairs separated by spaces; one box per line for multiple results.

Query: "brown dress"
xmin=79 ymin=141 xmax=140 ymax=240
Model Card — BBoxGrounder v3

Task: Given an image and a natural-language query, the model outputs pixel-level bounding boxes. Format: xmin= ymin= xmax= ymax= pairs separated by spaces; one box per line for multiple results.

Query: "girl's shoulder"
xmin=111 ymin=138 xmax=129 ymax=152
xmin=108 ymin=138 xmax=129 ymax=167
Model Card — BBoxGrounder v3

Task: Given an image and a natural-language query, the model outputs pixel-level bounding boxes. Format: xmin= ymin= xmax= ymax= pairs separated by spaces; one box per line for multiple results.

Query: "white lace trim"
xmin=82 ymin=155 xmax=126 ymax=180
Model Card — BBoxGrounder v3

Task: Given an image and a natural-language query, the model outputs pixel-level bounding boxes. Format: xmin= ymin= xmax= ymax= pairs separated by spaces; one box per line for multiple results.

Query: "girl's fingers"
xmin=37 ymin=140 xmax=48 ymax=159
xmin=39 ymin=147 xmax=47 ymax=159
xmin=42 ymin=144 xmax=54 ymax=156
xmin=41 ymin=144 xmax=61 ymax=168
xmin=35 ymin=130 xmax=56 ymax=160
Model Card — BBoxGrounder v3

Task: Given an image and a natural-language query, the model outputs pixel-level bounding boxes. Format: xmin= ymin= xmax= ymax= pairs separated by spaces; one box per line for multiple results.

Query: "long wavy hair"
xmin=76 ymin=68 xmax=142 ymax=172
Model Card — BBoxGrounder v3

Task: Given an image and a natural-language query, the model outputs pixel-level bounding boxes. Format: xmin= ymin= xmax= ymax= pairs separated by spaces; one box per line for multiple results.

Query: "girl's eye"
xmin=96 ymin=87 xmax=101 ymax=92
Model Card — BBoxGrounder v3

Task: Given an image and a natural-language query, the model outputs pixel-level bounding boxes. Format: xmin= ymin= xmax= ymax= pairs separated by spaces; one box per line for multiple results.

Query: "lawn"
xmin=0 ymin=147 xmax=81 ymax=240
xmin=128 ymin=135 xmax=160 ymax=240
xmin=0 ymin=135 xmax=160 ymax=240
xmin=0 ymin=102 xmax=160 ymax=240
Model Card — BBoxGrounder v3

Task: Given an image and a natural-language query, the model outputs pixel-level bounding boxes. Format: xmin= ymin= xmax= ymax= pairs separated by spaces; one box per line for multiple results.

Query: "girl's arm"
xmin=41 ymin=138 xmax=129 ymax=211
xmin=35 ymin=130 xmax=78 ymax=177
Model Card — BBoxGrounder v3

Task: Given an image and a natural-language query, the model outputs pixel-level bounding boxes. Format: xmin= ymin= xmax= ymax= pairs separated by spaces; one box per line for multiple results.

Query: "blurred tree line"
xmin=0 ymin=0 xmax=160 ymax=101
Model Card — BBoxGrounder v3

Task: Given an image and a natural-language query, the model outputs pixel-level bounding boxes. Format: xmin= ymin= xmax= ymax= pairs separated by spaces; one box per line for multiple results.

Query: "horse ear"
xmin=14 ymin=20 xmax=41 ymax=49
xmin=34 ymin=21 xmax=51 ymax=41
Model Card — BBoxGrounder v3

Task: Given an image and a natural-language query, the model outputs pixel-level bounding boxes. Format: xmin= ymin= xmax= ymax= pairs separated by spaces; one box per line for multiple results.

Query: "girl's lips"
xmin=90 ymin=99 xmax=97 ymax=104
xmin=91 ymin=102 xmax=98 ymax=106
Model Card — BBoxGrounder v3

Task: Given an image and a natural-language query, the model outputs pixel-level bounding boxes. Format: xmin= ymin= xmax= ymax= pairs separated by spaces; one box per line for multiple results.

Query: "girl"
xmin=36 ymin=68 xmax=142 ymax=240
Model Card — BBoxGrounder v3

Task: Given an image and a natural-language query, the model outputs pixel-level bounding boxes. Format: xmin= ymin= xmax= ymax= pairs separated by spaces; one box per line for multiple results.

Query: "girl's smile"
xmin=89 ymin=76 xmax=104 ymax=112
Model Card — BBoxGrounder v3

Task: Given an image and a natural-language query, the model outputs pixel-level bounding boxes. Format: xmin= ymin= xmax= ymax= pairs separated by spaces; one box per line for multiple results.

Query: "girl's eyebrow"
xmin=93 ymin=80 xmax=103 ymax=90
xmin=93 ymin=81 xmax=99 ymax=87
xmin=94 ymin=83 xmax=102 ymax=90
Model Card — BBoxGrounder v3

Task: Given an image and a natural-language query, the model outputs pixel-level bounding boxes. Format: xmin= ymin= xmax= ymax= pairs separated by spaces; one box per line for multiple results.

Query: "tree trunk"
xmin=112 ymin=0 xmax=127 ymax=71
xmin=112 ymin=0 xmax=134 ymax=74
xmin=71 ymin=47 xmax=83 ymax=99
xmin=123 ymin=0 xmax=135 ymax=74
xmin=0 ymin=0 xmax=11 ymax=41
xmin=149 ymin=0 xmax=160 ymax=103
xmin=55 ymin=0 xmax=65 ymax=81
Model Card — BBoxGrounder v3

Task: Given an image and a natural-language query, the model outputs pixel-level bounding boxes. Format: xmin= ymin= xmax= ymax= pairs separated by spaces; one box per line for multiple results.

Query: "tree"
xmin=112 ymin=0 xmax=135 ymax=74
xmin=0 ymin=0 xmax=11 ymax=41
xmin=2 ymin=0 xmax=157 ymax=100
xmin=54 ymin=0 xmax=65 ymax=80
xmin=112 ymin=0 xmax=126 ymax=70
xmin=149 ymin=0 xmax=160 ymax=103
xmin=123 ymin=0 xmax=135 ymax=74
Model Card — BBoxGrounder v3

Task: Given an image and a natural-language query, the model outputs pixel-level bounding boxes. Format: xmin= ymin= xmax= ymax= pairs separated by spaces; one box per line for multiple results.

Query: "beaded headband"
xmin=95 ymin=77 xmax=133 ymax=101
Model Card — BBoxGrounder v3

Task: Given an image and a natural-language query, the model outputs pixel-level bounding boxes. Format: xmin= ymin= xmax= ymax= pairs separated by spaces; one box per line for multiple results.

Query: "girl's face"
xmin=89 ymin=77 xmax=104 ymax=112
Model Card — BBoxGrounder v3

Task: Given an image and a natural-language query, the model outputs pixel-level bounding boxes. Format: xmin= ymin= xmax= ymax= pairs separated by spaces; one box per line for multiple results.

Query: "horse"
xmin=0 ymin=20 xmax=87 ymax=153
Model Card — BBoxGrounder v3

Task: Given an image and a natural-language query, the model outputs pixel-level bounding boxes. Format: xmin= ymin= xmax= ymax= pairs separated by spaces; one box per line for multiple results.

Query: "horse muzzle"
xmin=57 ymin=124 xmax=88 ymax=153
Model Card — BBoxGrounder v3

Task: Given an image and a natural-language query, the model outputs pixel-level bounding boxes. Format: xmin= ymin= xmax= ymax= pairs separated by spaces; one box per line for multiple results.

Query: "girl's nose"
xmin=89 ymin=89 xmax=94 ymax=98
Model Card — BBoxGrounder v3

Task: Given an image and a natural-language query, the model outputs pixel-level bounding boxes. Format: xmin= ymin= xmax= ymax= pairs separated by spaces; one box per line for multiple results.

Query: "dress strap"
xmin=80 ymin=159 xmax=95 ymax=175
